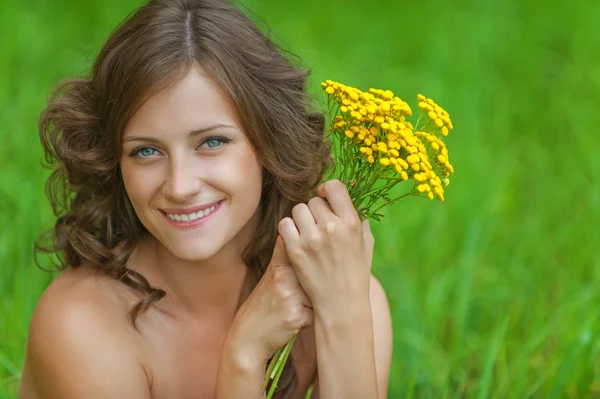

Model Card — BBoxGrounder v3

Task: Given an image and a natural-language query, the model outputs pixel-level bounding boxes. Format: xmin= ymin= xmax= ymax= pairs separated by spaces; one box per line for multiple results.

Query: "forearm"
xmin=215 ymin=343 xmax=266 ymax=399
xmin=314 ymin=299 xmax=379 ymax=398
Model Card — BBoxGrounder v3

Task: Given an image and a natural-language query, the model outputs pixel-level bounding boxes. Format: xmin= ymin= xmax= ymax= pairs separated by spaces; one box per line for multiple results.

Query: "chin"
xmin=167 ymin=241 xmax=222 ymax=261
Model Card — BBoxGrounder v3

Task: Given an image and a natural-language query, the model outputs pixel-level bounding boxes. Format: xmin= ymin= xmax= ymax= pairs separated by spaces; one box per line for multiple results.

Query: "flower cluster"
xmin=322 ymin=80 xmax=454 ymax=206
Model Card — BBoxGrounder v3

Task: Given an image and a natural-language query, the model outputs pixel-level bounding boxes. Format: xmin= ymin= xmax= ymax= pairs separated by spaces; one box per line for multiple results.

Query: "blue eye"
xmin=140 ymin=147 xmax=157 ymax=156
xmin=206 ymin=139 xmax=222 ymax=148
xmin=130 ymin=146 xmax=159 ymax=158
xmin=202 ymin=136 xmax=231 ymax=149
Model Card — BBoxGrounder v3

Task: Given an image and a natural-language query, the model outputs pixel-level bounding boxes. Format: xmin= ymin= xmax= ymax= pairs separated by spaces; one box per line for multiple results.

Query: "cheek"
xmin=213 ymin=145 xmax=262 ymax=184
xmin=120 ymin=160 xmax=160 ymax=208
xmin=236 ymin=151 xmax=263 ymax=191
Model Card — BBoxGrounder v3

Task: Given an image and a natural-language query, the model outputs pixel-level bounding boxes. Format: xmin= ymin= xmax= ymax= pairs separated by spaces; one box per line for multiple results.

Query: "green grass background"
xmin=1 ymin=0 xmax=599 ymax=397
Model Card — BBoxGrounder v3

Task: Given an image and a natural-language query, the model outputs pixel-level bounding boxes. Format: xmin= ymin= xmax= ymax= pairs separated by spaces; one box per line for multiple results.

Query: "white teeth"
xmin=166 ymin=203 xmax=219 ymax=222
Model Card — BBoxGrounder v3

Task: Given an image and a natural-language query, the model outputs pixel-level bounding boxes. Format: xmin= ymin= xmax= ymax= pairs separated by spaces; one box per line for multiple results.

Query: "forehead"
xmin=123 ymin=67 xmax=239 ymax=138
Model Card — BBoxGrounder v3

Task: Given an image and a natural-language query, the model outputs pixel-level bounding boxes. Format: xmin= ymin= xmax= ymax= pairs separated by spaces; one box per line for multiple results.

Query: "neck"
xmin=130 ymin=221 xmax=259 ymax=325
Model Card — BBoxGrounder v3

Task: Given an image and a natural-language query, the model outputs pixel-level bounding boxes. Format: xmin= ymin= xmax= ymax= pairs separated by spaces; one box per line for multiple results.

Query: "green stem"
xmin=266 ymin=334 xmax=298 ymax=399
xmin=354 ymin=175 xmax=398 ymax=204
xmin=363 ymin=191 xmax=415 ymax=219
xmin=351 ymin=162 xmax=384 ymax=209
xmin=262 ymin=348 xmax=282 ymax=394
xmin=414 ymin=111 xmax=424 ymax=131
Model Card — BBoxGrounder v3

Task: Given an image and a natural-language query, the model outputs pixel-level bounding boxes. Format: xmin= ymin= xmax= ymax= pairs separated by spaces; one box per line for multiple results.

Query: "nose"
xmin=162 ymin=158 xmax=201 ymax=202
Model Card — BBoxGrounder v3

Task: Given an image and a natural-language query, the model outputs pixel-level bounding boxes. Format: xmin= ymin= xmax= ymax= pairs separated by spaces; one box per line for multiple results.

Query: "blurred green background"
xmin=1 ymin=0 xmax=599 ymax=397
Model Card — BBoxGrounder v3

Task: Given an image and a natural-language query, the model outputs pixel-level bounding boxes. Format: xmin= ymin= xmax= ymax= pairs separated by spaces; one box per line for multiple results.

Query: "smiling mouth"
xmin=160 ymin=200 xmax=224 ymax=225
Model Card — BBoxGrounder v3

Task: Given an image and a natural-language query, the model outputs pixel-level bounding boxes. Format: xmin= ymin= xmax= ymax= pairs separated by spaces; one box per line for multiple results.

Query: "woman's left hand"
xmin=278 ymin=179 xmax=375 ymax=315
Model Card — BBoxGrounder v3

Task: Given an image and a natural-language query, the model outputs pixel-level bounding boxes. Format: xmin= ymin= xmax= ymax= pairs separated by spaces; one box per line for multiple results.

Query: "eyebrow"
xmin=123 ymin=124 xmax=236 ymax=143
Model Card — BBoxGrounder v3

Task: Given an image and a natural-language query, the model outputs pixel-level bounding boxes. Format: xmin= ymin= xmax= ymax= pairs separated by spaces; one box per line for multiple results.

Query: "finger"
xmin=301 ymin=294 xmax=313 ymax=310
xmin=307 ymin=196 xmax=335 ymax=226
xmin=278 ymin=217 xmax=300 ymax=248
xmin=291 ymin=203 xmax=317 ymax=236
xmin=317 ymin=179 xmax=359 ymax=223
xmin=270 ymin=235 xmax=291 ymax=267
xmin=288 ymin=276 xmax=313 ymax=309
xmin=301 ymin=307 xmax=315 ymax=327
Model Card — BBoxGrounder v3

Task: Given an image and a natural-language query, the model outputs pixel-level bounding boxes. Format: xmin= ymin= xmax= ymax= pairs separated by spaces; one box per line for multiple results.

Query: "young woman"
xmin=18 ymin=0 xmax=392 ymax=397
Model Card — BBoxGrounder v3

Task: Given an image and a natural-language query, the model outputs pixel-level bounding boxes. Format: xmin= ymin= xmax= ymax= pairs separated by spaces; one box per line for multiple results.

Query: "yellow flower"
xmin=414 ymin=173 xmax=426 ymax=182
xmin=417 ymin=184 xmax=431 ymax=193
xmin=434 ymin=186 xmax=444 ymax=197
xmin=407 ymin=154 xmax=420 ymax=164
xmin=321 ymin=81 xmax=454 ymax=206
xmin=382 ymin=90 xmax=394 ymax=100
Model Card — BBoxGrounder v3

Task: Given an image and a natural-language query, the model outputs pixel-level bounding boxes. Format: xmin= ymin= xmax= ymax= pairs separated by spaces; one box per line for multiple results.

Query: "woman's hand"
xmin=278 ymin=179 xmax=375 ymax=316
xmin=224 ymin=236 xmax=314 ymax=366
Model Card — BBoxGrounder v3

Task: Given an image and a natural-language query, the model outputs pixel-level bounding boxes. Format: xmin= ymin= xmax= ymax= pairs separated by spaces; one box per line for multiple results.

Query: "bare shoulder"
xmin=369 ymin=274 xmax=388 ymax=304
xmin=18 ymin=266 xmax=152 ymax=399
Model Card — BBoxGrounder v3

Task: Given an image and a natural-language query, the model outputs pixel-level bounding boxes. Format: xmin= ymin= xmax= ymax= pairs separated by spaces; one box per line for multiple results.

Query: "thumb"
xmin=270 ymin=235 xmax=291 ymax=267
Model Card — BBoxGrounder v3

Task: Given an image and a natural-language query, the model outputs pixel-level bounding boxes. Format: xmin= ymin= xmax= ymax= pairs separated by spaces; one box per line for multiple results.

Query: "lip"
xmin=159 ymin=200 xmax=224 ymax=229
xmin=161 ymin=200 xmax=223 ymax=215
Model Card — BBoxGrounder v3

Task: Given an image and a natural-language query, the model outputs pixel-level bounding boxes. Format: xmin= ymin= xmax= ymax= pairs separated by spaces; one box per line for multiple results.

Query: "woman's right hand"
xmin=224 ymin=235 xmax=314 ymax=366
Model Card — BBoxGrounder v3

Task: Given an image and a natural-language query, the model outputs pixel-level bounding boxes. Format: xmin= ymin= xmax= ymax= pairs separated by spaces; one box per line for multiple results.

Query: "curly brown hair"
xmin=35 ymin=0 xmax=332 ymax=396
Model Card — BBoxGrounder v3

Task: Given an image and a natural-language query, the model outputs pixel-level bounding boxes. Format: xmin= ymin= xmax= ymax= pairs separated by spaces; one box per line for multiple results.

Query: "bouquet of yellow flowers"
xmin=262 ymin=80 xmax=455 ymax=397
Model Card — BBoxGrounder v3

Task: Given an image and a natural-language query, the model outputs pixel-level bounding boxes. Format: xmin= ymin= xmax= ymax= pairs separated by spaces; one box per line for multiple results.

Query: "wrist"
xmin=221 ymin=335 xmax=268 ymax=373
xmin=216 ymin=338 xmax=268 ymax=399
xmin=314 ymin=296 xmax=372 ymax=330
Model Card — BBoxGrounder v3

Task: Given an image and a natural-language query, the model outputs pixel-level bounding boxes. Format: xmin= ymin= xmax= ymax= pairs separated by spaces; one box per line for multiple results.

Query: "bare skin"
xmin=19 ymin=67 xmax=393 ymax=398
xmin=17 ymin=242 xmax=391 ymax=399
xmin=18 ymin=253 xmax=318 ymax=399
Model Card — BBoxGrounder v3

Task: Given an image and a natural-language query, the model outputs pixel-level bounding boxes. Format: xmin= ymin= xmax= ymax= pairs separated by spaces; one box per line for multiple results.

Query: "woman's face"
xmin=120 ymin=67 xmax=263 ymax=261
